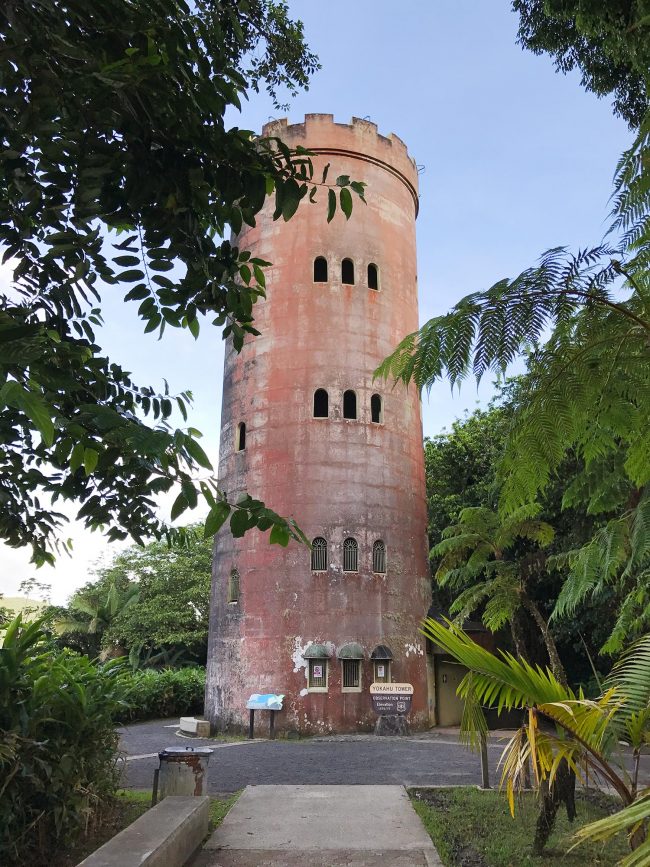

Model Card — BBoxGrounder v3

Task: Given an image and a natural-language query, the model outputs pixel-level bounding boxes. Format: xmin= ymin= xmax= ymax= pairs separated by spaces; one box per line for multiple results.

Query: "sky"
xmin=0 ymin=1 xmax=632 ymax=604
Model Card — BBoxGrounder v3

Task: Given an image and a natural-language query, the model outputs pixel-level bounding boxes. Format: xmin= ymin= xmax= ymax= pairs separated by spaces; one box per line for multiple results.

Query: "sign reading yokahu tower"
xmin=370 ymin=683 xmax=414 ymax=716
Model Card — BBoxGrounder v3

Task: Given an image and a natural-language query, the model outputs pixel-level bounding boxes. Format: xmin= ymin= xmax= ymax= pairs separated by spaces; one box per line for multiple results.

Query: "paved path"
xmin=192 ymin=785 xmax=442 ymax=867
xmin=118 ymin=719 xmax=508 ymax=793
xmin=118 ymin=719 xmax=650 ymax=795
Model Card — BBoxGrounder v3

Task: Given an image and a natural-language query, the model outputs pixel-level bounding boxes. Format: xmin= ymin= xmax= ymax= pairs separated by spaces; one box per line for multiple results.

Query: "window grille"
xmin=373 ymin=540 xmax=386 ymax=573
xmin=313 ymin=389 xmax=329 ymax=418
xmin=371 ymin=393 xmax=383 ymax=423
xmin=311 ymin=537 xmax=328 ymax=571
xmin=373 ymin=660 xmax=390 ymax=683
xmin=341 ymin=258 xmax=354 ymax=285
xmin=367 ymin=263 xmax=379 ymax=290
xmin=236 ymin=422 xmax=246 ymax=451
xmin=342 ymin=659 xmax=361 ymax=690
xmin=314 ymin=257 xmax=328 ymax=282
xmin=343 ymin=537 xmax=358 ymax=572
xmin=308 ymin=659 xmax=327 ymax=689
xmin=227 ymin=569 xmax=240 ymax=603
xmin=343 ymin=390 xmax=357 ymax=420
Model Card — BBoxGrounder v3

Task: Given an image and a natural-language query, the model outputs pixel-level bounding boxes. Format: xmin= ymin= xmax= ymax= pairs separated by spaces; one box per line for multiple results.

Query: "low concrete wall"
xmin=77 ymin=795 xmax=209 ymax=867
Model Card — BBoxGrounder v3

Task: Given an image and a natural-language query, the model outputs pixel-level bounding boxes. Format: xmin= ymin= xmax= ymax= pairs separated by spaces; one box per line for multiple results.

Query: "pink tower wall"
xmin=205 ymin=114 xmax=431 ymax=734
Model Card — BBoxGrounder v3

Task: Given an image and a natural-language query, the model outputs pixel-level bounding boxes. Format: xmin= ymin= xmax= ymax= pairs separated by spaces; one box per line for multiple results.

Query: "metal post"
xmin=248 ymin=708 xmax=255 ymax=739
xmin=480 ymin=733 xmax=491 ymax=789
xmin=269 ymin=710 xmax=276 ymax=740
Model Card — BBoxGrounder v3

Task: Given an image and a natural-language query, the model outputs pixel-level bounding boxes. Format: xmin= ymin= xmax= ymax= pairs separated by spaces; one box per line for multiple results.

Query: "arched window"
xmin=227 ymin=569 xmax=240 ymax=603
xmin=371 ymin=393 xmax=383 ymax=424
xmin=343 ymin=390 xmax=357 ymax=420
xmin=314 ymin=256 xmax=328 ymax=282
xmin=343 ymin=537 xmax=358 ymax=572
xmin=235 ymin=422 xmax=246 ymax=451
xmin=341 ymin=258 xmax=354 ymax=285
xmin=313 ymin=389 xmax=329 ymax=418
xmin=373 ymin=540 xmax=386 ymax=574
xmin=368 ymin=263 xmax=379 ymax=290
xmin=311 ymin=537 xmax=328 ymax=571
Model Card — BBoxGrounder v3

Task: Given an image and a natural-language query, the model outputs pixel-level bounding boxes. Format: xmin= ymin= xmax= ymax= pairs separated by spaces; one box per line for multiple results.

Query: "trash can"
xmin=155 ymin=746 xmax=213 ymax=801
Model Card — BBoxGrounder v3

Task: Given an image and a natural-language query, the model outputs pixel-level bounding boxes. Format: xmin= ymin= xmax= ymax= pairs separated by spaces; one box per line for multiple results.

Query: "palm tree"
xmin=422 ymin=617 xmax=650 ymax=863
xmin=55 ymin=582 xmax=140 ymax=658
xmin=433 ymin=504 xmax=565 ymax=682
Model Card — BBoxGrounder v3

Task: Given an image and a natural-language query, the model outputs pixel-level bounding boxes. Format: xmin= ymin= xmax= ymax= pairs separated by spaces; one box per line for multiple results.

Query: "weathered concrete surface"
xmin=194 ymin=785 xmax=441 ymax=867
xmin=206 ymin=113 xmax=431 ymax=735
xmin=77 ymin=796 xmax=209 ymax=867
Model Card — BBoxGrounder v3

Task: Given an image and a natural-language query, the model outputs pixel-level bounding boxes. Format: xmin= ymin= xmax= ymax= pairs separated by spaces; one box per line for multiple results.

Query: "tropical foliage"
xmin=117 ymin=666 xmax=205 ymax=722
xmin=0 ymin=616 xmax=127 ymax=866
xmin=422 ymin=618 xmax=650 ymax=863
xmin=512 ymin=0 xmax=650 ymax=127
xmin=0 ymin=0 xmax=364 ymax=566
xmin=378 ymin=110 xmax=650 ymax=653
xmin=53 ymin=525 xmax=212 ymax=663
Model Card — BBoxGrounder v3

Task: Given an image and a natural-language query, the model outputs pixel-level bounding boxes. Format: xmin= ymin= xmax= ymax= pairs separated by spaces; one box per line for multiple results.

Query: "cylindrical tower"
xmin=205 ymin=114 xmax=430 ymax=734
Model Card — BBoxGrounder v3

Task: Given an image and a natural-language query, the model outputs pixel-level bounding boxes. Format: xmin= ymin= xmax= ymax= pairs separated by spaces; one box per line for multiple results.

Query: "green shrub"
xmin=118 ymin=666 xmax=205 ymax=722
xmin=0 ymin=616 xmax=128 ymax=866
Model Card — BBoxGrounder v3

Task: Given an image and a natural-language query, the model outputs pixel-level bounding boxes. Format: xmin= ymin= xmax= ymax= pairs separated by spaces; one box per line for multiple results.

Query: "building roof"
xmin=303 ymin=643 xmax=331 ymax=659
xmin=370 ymin=644 xmax=393 ymax=660
xmin=337 ymin=642 xmax=364 ymax=659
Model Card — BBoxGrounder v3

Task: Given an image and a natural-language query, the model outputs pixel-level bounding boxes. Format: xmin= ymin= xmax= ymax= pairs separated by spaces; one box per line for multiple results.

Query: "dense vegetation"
xmin=0 ymin=0 xmax=364 ymax=566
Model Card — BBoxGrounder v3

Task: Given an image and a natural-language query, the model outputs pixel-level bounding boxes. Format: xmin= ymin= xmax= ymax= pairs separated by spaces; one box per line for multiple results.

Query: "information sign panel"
xmin=370 ymin=682 xmax=414 ymax=716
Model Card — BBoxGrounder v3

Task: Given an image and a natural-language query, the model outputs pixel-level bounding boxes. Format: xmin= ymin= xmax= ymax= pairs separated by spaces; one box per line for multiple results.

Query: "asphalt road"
xmin=118 ymin=719 xmax=516 ymax=794
xmin=119 ymin=719 xmax=650 ymax=796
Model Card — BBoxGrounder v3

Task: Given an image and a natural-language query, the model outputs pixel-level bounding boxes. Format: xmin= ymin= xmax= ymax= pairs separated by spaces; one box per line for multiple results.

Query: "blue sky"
xmin=0 ymin=2 xmax=631 ymax=603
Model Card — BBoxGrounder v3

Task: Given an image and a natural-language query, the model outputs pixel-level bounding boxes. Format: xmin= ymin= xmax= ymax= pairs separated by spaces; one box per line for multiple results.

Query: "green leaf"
xmin=269 ymin=523 xmax=290 ymax=546
xmin=118 ymin=269 xmax=145 ymax=282
xmin=184 ymin=436 xmax=212 ymax=469
xmin=336 ymin=175 xmax=351 ymax=187
xmin=83 ymin=448 xmax=99 ymax=475
xmin=327 ymin=189 xmax=336 ymax=223
xmin=170 ymin=492 xmax=188 ymax=521
xmin=69 ymin=441 xmax=85 ymax=473
xmin=340 ymin=187 xmax=353 ymax=220
xmin=230 ymin=509 xmax=250 ymax=538
xmin=0 ymin=381 xmax=55 ymax=447
xmin=204 ymin=501 xmax=230 ymax=537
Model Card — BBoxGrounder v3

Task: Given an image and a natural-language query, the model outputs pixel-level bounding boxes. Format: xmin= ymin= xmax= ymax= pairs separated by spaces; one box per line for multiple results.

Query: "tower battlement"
xmin=261 ymin=114 xmax=419 ymax=210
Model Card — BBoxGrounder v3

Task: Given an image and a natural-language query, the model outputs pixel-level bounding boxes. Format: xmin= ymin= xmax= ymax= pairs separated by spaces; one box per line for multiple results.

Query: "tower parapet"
xmin=205 ymin=114 xmax=430 ymax=735
xmin=262 ymin=114 xmax=419 ymax=216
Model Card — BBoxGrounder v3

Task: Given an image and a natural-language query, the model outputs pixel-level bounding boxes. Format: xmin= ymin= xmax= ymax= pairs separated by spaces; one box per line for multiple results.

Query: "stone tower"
xmin=205 ymin=114 xmax=431 ymax=734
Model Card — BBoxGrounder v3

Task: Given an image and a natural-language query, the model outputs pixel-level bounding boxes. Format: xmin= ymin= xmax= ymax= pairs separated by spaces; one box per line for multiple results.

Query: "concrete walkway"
xmin=192 ymin=785 xmax=442 ymax=866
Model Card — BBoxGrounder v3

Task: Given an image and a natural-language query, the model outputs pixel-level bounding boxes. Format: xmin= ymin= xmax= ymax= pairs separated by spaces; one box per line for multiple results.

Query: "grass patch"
xmin=209 ymin=792 xmax=241 ymax=829
xmin=410 ymin=787 xmax=629 ymax=867
xmin=50 ymin=789 xmax=240 ymax=867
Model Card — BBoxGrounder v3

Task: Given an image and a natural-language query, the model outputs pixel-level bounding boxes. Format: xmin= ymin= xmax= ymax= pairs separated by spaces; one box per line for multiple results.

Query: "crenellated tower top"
xmin=261 ymin=114 xmax=419 ymax=217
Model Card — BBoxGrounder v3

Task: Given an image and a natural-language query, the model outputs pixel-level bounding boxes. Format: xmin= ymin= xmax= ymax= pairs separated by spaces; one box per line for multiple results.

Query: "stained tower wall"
xmin=205 ymin=115 xmax=430 ymax=734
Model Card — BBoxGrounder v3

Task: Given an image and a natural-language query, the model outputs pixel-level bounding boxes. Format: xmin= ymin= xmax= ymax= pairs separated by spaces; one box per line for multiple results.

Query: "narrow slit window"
xmin=313 ymin=389 xmax=329 ymax=418
xmin=236 ymin=422 xmax=246 ymax=451
xmin=314 ymin=256 xmax=328 ymax=282
xmin=343 ymin=390 xmax=357 ymax=420
xmin=227 ymin=569 xmax=240 ymax=603
xmin=368 ymin=263 xmax=379 ymax=290
xmin=341 ymin=258 xmax=354 ymax=285
xmin=308 ymin=659 xmax=328 ymax=689
xmin=371 ymin=393 xmax=383 ymax=423
xmin=343 ymin=537 xmax=358 ymax=572
xmin=373 ymin=540 xmax=386 ymax=574
xmin=373 ymin=660 xmax=390 ymax=683
xmin=311 ymin=537 xmax=328 ymax=571
xmin=342 ymin=659 xmax=361 ymax=691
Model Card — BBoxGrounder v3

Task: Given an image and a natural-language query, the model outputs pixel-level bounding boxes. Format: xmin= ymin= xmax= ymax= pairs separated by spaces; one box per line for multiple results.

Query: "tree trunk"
xmin=520 ymin=596 xmax=577 ymax=850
